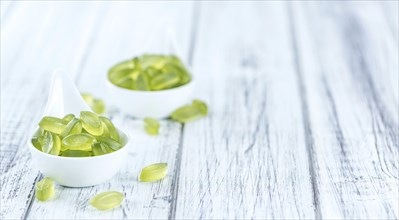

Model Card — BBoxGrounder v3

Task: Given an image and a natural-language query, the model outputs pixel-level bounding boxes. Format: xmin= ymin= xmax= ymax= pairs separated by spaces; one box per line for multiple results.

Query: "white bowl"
xmin=106 ymin=78 xmax=194 ymax=119
xmin=28 ymin=129 xmax=129 ymax=187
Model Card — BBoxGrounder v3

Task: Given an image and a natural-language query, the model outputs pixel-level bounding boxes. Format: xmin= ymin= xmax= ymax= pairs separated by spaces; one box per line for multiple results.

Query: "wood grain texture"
xmin=174 ymin=2 xmax=315 ymax=219
xmin=1 ymin=1 xmax=398 ymax=219
xmin=290 ymin=1 xmax=398 ymax=219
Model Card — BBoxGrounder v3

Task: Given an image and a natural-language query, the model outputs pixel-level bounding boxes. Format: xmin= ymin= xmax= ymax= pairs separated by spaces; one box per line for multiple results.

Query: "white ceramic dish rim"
xmin=28 ymin=129 xmax=129 ymax=160
xmin=106 ymin=74 xmax=195 ymax=94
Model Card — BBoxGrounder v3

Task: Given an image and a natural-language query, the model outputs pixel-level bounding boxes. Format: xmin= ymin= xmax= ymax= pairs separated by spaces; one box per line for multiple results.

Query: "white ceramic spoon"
xmin=28 ymin=69 xmax=129 ymax=187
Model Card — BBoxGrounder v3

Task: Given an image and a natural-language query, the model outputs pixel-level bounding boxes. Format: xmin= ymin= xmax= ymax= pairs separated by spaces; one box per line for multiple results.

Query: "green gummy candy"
xmin=35 ymin=177 xmax=54 ymax=201
xmin=150 ymin=71 xmax=180 ymax=90
xmin=92 ymin=142 xmax=114 ymax=156
xmin=62 ymin=114 xmax=75 ymax=123
xmin=109 ymin=69 xmax=133 ymax=85
xmin=90 ymin=191 xmax=124 ymax=211
xmin=109 ymin=60 xmax=135 ymax=73
xmin=99 ymin=116 xmax=119 ymax=141
xmin=140 ymin=54 xmax=166 ymax=69
xmin=80 ymin=111 xmax=103 ymax=136
xmin=61 ymin=150 xmax=92 ymax=157
xmin=134 ymin=73 xmax=150 ymax=91
xmin=38 ymin=132 xmax=53 ymax=153
xmin=139 ymin=163 xmax=168 ymax=182
xmin=92 ymin=99 xmax=106 ymax=114
xmin=81 ymin=93 xmax=106 ymax=114
xmin=39 ymin=116 xmax=67 ymax=134
xmin=32 ymin=137 xmax=42 ymax=151
xmin=146 ymin=67 xmax=161 ymax=78
xmin=117 ymin=77 xmax=135 ymax=90
xmin=171 ymin=100 xmax=208 ymax=123
xmin=81 ymin=93 xmax=94 ymax=106
xmin=40 ymin=131 xmax=61 ymax=156
xmin=60 ymin=118 xmax=82 ymax=138
xmin=96 ymin=137 xmax=122 ymax=151
xmin=62 ymin=133 xmax=95 ymax=151
xmin=144 ymin=118 xmax=160 ymax=135
xmin=192 ymin=99 xmax=208 ymax=115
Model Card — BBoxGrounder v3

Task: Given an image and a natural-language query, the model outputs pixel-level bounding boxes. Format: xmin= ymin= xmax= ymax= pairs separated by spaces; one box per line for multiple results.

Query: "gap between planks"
xmin=168 ymin=2 xmax=201 ymax=219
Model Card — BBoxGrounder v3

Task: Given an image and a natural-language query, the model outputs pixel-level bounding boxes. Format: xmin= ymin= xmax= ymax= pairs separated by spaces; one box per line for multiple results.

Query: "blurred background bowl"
xmin=106 ymin=77 xmax=194 ymax=119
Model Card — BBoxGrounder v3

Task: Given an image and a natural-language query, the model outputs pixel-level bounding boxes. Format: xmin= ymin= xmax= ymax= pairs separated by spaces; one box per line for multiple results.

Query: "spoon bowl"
xmin=28 ymin=70 xmax=129 ymax=187
xmin=106 ymin=20 xmax=194 ymax=119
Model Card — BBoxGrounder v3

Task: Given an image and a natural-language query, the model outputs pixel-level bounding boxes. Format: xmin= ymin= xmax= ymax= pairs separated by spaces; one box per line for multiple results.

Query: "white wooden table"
xmin=1 ymin=1 xmax=398 ymax=219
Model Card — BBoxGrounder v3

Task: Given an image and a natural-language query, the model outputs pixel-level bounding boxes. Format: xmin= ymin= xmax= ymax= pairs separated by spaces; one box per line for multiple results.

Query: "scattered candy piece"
xmin=139 ymin=163 xmax=168 ymax=182
xmin=81 ymin=93 xmax=106 ymax=114
xmin=35 ymin=177 xmax=54 ymax=201
xmin=90 ymin=191 xmax=124 ymax=211
xmin=171 ymin=99 xmax=208 ymax=123
xmin=143 ymin=118 xmax=160 ymax=135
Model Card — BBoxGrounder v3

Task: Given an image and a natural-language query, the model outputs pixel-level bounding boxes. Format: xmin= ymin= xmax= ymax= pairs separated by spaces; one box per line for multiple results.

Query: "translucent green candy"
xmin=96 ymin=137 xmax=123 ymax=151
xmin=144 ymin=118 xmax=160 ymax=135
xmin=139 ymin=163 xmax=168 ymax=182
xmin=92 ymin=142 xmax=114 ymax=156
xmin=108 ymin=54 xmax=191 ymax=91
xmin=140 ymin=54 xmax=165 ymax=69
xmin=134 ymin=73 xmax=150 ymax=91
xmin=90 ymin=191 xmax=124 ymax=210
xmin=109 ymin=60 xmax=135 ymax=73
xmin=150 ymin=71 xmax=180 ymax=90
xmin=61 ymin=150 xmax=92 ymax=157
xmin=193 ymin=99 xmax=208 ymax=115
xmin=80 ymin=111 xmax=103 ymax=136
xmin=171 ymin=99 xmax=208 ymax=123
xmin=163 ymin=62 xmax=190 ymax=87
xmin=81 ymin=93 xmax=94 ymax=105
xmin=117 ymin=77 xmax=135 ymax=90
xmin=99 ymin=116 xmax=119 ymax=141
xmin=62 ymin=133 xmax=95 ymax=151
xmin=92 ymin=99 xmax=106 ymax=115
xmin=40 ymin=131 xmax=61 ymax=155
xmin=31 ymin=137 xmax=42 ymax=151
xmin=33 ymin=112 xmax=125 ymax=157
xmin=60 ymin=118 xmax=82 ymax=138
xmin=109 ymin=69 xmax=133 ymax=86
xmin=81 ymin=93 xmax=106 ymax=114
xmin=39 ymin=116 xmax=67 ymax=134
xmin=35 ymin=177 xmax=54 ymax=201
xmin=62 ymin=114 xmax=75 ymax=123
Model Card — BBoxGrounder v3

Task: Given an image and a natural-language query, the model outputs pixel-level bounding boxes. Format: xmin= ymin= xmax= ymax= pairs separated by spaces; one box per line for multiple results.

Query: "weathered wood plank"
xmin=1 ymin=2 xmax=104 ymax=219
xmin=0 ymin=2 xmax=98 ymax=87
xmin=174 ymin=2 xmax=316 ymax=219
xmin=290 ymin=1 xmax=398 ymax=219
xmin=380 ymin=0 xmax=399 ymax=42
xmin=0 ymin=0 xmax=13 ymax=21
xmin=26 ymin=2 xmax=196 ymax=219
